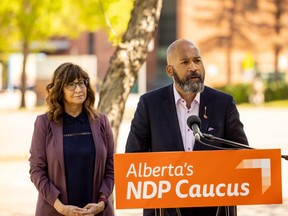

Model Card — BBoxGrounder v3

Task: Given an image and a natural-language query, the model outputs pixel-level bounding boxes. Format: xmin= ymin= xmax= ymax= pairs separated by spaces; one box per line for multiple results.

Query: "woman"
xmin=29 ymin=62 xmax=114 ymax=216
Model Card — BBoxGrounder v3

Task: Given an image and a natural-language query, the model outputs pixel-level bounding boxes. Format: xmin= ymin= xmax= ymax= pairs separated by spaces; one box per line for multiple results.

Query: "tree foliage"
xmin=13 ymin=0 xmax=78 ymax=108
xmin=0 ymin=0 xmax=133 ymax=108
xmin=71 ymin=0 xmax=133 ymax=44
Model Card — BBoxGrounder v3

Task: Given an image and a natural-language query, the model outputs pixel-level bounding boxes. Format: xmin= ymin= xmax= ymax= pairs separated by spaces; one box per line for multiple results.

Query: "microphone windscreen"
xmin=187 ymin=115 xmax=201 ymax=129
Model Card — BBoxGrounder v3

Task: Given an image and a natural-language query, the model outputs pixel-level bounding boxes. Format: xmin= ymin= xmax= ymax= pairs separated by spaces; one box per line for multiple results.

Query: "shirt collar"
xmin=64 ymin=112 xmax=88 ymax=124
xmin=173 ymin=83 xmax=200 ymax=106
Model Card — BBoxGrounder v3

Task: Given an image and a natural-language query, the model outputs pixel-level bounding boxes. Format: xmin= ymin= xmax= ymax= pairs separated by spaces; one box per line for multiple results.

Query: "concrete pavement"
xmin=0 ymin=93 xmax=288 ymax=215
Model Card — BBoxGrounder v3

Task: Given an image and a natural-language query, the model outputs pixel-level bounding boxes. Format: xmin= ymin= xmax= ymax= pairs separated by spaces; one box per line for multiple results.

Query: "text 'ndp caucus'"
xmin=125 ymin=162 xmax=250 ymax=199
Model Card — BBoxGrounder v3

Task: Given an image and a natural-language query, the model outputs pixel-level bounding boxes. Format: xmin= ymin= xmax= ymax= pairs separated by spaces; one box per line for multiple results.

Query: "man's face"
xmin=168 ymin=42 xmax=206 ymax=94
xmin=172 ymin=67 xmax=204 ymax=93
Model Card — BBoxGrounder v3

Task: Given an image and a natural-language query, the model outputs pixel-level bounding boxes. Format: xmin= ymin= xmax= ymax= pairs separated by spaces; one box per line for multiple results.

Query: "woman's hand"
xmin=63 ymin=205 xmax=90 ymax=216
xmin=54 ymin=198 xmax=89 ymax=216
xmin=74 ymin=202 xmax=105 ymax=215
xmin=54 ymin=198 xmax=106 ymax=215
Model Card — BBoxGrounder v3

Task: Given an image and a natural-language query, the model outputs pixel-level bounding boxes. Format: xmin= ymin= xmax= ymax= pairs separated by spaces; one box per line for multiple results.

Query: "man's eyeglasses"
xmin=65 ymin=79 xmax=88 ymax=91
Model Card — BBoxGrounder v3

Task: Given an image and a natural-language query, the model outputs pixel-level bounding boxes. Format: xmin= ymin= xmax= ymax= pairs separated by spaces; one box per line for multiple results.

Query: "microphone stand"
xmin=201 ymin=132 xmax=288 ymax=161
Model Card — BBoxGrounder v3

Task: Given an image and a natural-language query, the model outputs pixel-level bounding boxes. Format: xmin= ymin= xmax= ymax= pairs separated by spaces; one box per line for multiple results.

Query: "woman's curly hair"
xmin=46 ymin=62 xmax=98 ymax=123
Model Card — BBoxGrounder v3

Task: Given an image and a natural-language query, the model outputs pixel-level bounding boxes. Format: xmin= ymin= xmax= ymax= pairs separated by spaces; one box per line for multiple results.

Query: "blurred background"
xmin=0 ymin=0 xmax=288 ymax=215
xmin=0 ymin=0 xmax=288 ymax=107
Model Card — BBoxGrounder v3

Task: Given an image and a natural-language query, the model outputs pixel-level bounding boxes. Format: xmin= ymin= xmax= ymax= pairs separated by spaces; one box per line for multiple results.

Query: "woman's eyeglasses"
xmin=65 ymin=79 xmax=88 ymax=91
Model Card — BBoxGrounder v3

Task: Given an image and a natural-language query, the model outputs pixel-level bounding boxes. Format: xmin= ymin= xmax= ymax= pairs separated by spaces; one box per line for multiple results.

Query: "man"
xmin=125 ymin=39 xmax=249 ymax=216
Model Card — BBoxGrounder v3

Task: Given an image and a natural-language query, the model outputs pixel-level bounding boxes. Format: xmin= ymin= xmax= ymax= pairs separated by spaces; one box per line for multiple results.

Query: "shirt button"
xmin=187 ymin=129 xmax=190 ymax=131
xmin=188 ymin=148 xmax=191 ymax=151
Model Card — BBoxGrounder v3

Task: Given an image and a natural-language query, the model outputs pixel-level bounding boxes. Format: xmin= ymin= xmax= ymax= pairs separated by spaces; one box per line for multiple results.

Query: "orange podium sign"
xmin=114 ymin=149 xmax=282 ymax=209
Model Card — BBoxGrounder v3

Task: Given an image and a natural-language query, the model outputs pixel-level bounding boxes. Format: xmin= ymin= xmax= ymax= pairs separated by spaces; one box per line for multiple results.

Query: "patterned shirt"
xmin=63 ymin=112 xmax=95 ymax=207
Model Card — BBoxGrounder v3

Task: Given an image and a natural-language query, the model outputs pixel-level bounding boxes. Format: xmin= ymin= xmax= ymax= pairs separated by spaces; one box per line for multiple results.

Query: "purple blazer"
xmin=29 ymin=113 xmax=114 ymax=216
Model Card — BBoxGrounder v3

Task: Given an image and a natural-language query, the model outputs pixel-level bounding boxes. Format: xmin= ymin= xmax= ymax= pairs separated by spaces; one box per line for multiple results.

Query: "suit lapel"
xmin=89 ymin=116 xmax=101 ymax=175
xmin=50 ymin=121 xmax=65 ymax=172
xmin=194 ymin=87 xmax=213 ymax=150
xmin=160 ymin=84 xmax=184 ymax=151
xmin=199 ymin=91 xmax=211 ymax=133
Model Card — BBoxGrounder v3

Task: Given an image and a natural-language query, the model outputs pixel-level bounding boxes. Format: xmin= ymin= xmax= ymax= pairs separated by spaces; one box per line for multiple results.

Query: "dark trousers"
xmin=143 ymin=206 xmax=237 ymax=216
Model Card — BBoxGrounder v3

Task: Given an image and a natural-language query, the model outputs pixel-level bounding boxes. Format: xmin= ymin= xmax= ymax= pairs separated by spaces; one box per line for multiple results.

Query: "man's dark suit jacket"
xmin=29 ymin=113 xmax=114 ymax=216
xmin=126 ymin=84 xmax=249 ymax=216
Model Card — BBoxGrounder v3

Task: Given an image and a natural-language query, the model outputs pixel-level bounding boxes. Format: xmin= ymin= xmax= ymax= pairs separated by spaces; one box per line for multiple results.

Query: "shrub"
xmin=215 ymin=84 xmax=251 ymax=104
xmin=265 ymin=81 xmax=288 ymax=102
xmin=216 ymin=81 xmax=288 ymax=104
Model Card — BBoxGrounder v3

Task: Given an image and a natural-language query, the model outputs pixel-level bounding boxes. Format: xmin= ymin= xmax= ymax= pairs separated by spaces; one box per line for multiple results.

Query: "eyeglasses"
xmin=65 ymin=79 xmax=88 ymax=91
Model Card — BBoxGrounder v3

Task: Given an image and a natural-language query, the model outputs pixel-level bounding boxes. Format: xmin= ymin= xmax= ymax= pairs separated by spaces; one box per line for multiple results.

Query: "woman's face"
xmin=63 ymin=78 xmax=87 ymax=108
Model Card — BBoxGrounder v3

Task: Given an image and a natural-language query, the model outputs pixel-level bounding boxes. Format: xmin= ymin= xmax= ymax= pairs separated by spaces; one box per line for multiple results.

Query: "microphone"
xmin=187 ymin=115 xmax=202 ymax=140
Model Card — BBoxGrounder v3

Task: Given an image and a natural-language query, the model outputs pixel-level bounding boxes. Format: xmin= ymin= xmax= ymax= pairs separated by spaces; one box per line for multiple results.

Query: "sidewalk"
xmin=0 ymin=93 xmax=288 ymax=215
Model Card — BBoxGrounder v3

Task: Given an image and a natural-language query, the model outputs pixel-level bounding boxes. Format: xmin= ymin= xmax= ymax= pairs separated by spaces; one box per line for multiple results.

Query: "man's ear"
xmin=166 ymin=65 xmax=173 ymax=77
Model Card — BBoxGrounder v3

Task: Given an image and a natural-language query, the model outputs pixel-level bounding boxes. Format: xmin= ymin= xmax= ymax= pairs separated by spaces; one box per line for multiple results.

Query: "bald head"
xmin=166 ymin=39 xmax=200 ymax=65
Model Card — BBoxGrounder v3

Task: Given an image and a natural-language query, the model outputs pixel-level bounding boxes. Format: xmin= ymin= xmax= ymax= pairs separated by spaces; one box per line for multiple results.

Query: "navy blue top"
xmin=63 ymin=112 xmax=95 ymax=207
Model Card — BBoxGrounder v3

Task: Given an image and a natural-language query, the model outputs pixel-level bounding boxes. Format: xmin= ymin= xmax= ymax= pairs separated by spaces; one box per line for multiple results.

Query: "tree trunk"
xmin=273 ymin=0 xmax=282 ymax=81
xmin=226 ymin=44 xmax=232 ymax=84
xmin=273 ymin=44 xmax=281 ymax=80
xmin=97 ymin=0 xmax=163 ymax=148
xmin=20 ymin=39 xmax=29 ymax=108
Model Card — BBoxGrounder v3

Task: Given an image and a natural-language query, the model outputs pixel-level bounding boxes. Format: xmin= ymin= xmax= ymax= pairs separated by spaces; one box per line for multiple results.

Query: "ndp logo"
xmin=114 ymin=149 xmax=282 ymax=209
xmin=236 ymin=158 xmax=271 ymax=194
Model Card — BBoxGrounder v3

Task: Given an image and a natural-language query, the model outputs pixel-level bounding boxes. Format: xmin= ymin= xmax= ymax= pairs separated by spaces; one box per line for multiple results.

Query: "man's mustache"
xmin=186 ymin=71 xmax=203 ymax=82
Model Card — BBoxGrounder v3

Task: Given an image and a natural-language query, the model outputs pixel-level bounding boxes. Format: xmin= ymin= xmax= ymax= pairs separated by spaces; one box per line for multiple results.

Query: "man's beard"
xmin=172 ymin=68 xmax=205 ymax=93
